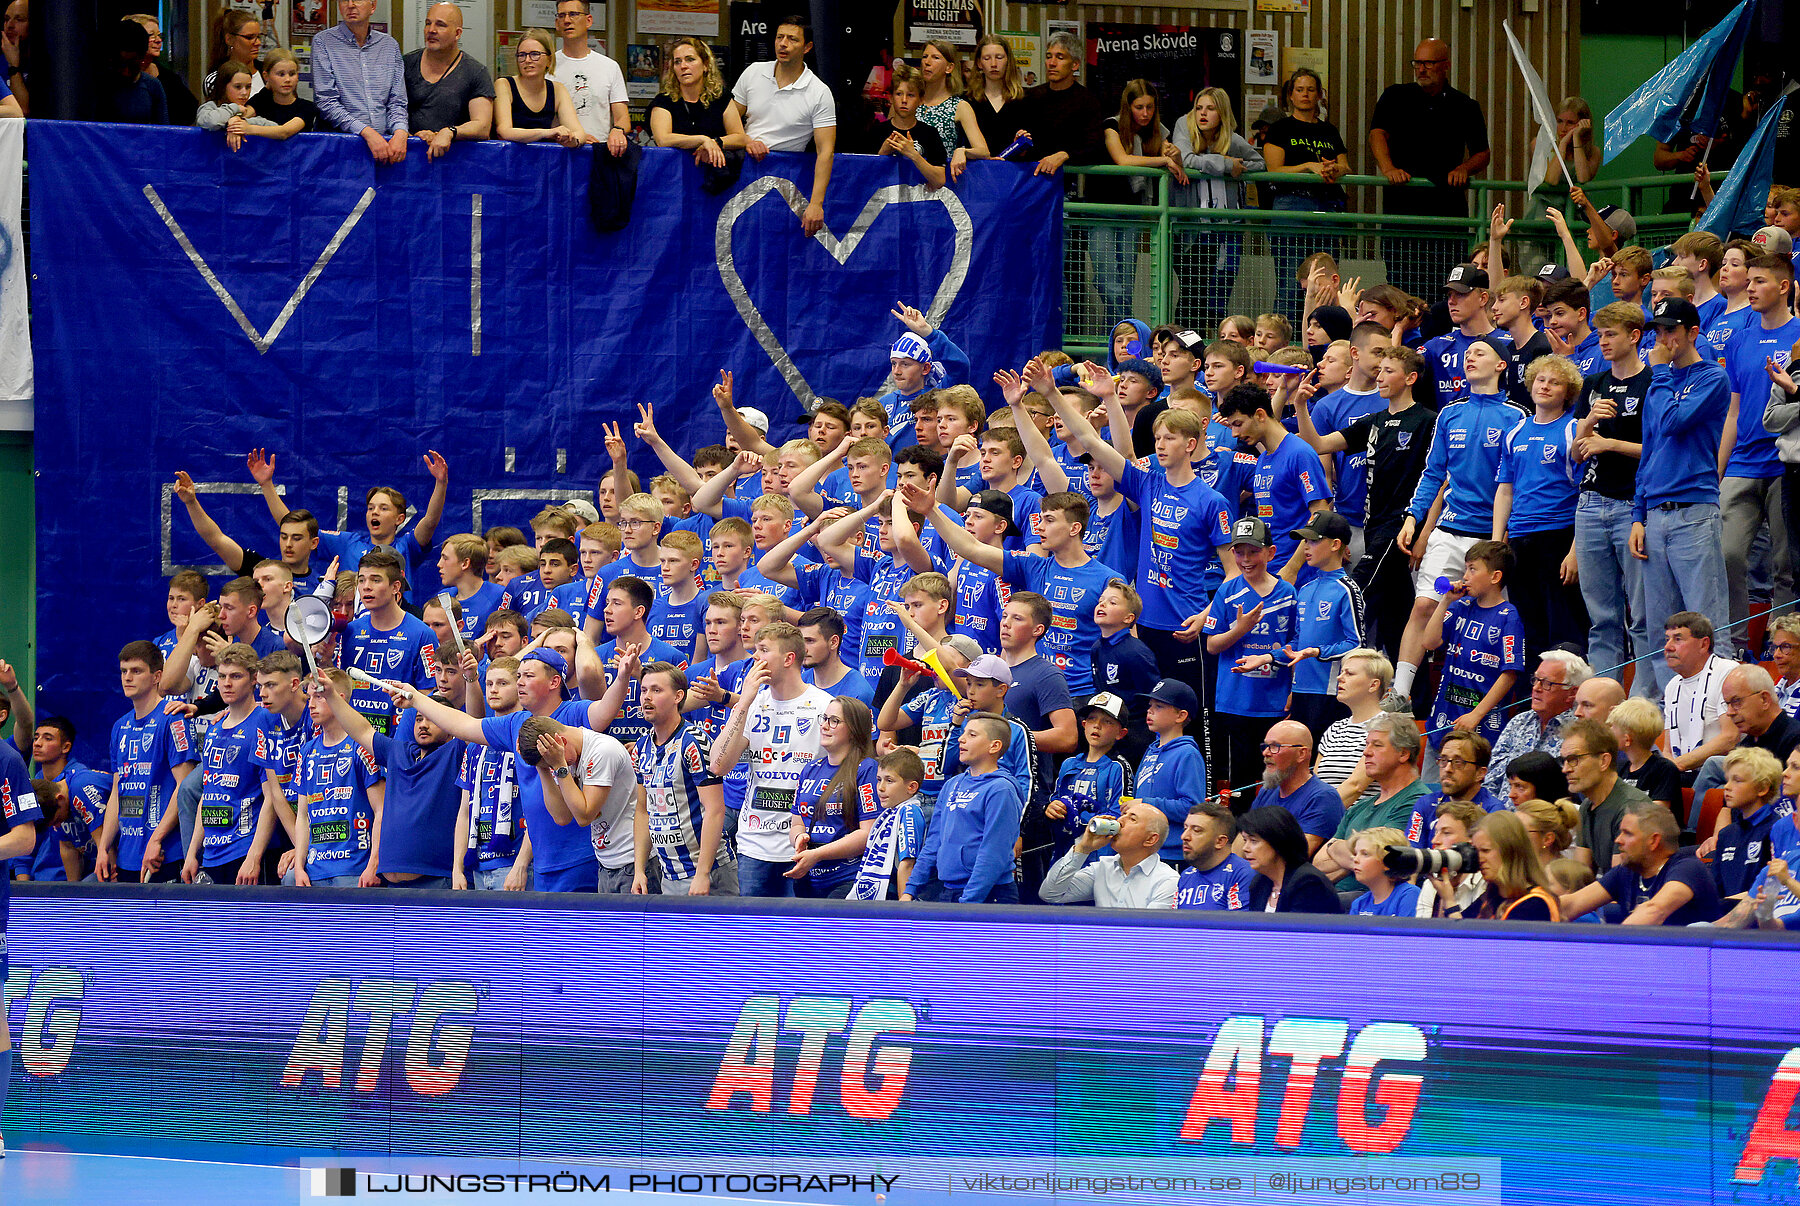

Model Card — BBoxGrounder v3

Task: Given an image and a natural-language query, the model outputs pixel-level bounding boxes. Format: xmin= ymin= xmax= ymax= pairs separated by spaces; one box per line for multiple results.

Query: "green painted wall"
xmin=0 ymin=431 xmax=32 ymax=713
xmin=1582 ymin=31 xmax=1744 ymax=188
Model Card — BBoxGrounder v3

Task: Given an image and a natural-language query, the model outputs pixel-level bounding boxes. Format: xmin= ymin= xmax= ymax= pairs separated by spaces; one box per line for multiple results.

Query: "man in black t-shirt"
xmin=404 ymin=3 xmax=495 ymax=160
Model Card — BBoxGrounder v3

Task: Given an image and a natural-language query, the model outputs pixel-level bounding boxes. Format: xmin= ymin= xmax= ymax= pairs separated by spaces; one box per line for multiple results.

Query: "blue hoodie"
xmin=1407 ymin=391 xmax=1527 ymax=534
xmin=1133 ymin=734 xmax=1207 ymax=861
xmin=880 ymin=329 xmax=969 ymax=450
xmin=907 ymin=770 xmax=1024 ymax=902
xmin=1107 ymin=318 xmax=1155 ymax=375
xmin=1633 ymin=359 xmax=1732 ymax=520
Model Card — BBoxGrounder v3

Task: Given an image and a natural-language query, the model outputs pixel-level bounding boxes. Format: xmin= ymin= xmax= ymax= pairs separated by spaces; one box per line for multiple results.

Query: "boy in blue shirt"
xmin=98 ymin=640 xmax=199 ymax=883
xmin=1090 ymin=581 xmax=1159 ymax=767
xmin=1494 ymin=353 xmax=1587 ymax=659
xmin=849 ymin=748 xmax=928 ymax=900
xmin=1542 ymin=279 xmax=1603 ymax=377
xmin=180 ymin=644 xmax=282 ymax=885
xmin=291 ymin=667 xmax=386 ymax=887
xmin=1423 ymin=540 xmax=1526 ymax=751
xmin=1204 ymin=518 xmax=1299 ymax=811
xmin=439 ymin=533 xmax=505 ymax=642
xmin=901 ymin=712 xmax=1023 ymax=904
xmin=454 ymin=657 xmax=524 ymax=890
xmin=1048 ymin=692 xmax=1132 ymax=857
xmin=649 ymin=531 xmax=708 ymax=662
xmin=1215 ymin=384 xmax=1334 ymax=583
xmin=1422 ymin=264 xmax=1511 ymax=407
xmin=1347 ymin=825 xmax=1421 ymax=916
xmin=1133 ymin=678 xmax=1207 ymax=864
xmin=341 ymin=549 xmax=441 ymax=736
xmin=1176 ymin=801 xmax=1257 ymax=910
xmin=1282 ymin=511 xmax=1365 ymax=738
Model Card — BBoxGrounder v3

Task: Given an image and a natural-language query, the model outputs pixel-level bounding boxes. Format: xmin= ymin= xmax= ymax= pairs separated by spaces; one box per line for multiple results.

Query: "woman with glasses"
xmin=203 ymin=8 xmax=264 ymax=99
xmin=494 ymin=29 xmax=581 ymax=145
xmin=785 ymin=698 xmax=878 ymax=900
xmin=122 ymin=13 xmax=197 ymax=125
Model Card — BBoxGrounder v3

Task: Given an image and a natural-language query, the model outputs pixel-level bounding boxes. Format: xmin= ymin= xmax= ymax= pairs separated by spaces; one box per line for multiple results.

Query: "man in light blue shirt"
xmin=312 ymin=0 xmax=408 ymax=162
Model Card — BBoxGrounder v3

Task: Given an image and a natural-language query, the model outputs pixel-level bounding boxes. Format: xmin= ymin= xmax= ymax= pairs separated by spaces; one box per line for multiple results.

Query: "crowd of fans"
xmin=8 ymin=5 xmax=1800 ymax=933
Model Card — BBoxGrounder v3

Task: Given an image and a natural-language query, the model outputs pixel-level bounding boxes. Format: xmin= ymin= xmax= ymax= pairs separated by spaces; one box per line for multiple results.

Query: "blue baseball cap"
xmin=520 ymin=649 xmax=570 ymax=680
xmin=1141 ymin=678 xmax=1199 ymax=715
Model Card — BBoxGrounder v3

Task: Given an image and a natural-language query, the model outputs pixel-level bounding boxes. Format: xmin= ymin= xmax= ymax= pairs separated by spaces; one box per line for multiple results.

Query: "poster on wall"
xmin=1281 ymin=44 xmax=1328 ymax=105
xmin=638 ymin=0 xmax=720 ymax=38
xmin=1088 ymin=23 xmax=1243 ymax=119
xmin=626 ymin=44 xmax=662 ymax=99
xmin=1257 ymin=0 xmax=1309 ymax=12
xmin=495 ymin=30 xmax=523 ymax=80
xmin=905 ymin=0 xmax=982 ymax=48
xmin=1246 ymin=29 xmax=1278 ymax=87
xmin=727 ymin=2 xmax=775 ymax=86
xmin=290 ymin=0 xmax=325 ymax=39
xmin=1046 ymin=18 xmax=1079 ymax=47
xmin=523 ymin=0 xmax=558 ymax=26
xmin=999 ymin=30 xmax=1041 ymax=90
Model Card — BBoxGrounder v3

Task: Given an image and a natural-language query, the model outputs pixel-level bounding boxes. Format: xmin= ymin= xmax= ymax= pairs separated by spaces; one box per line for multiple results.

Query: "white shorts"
xmin=1413 ymin=530 xmax=1483 ymax=599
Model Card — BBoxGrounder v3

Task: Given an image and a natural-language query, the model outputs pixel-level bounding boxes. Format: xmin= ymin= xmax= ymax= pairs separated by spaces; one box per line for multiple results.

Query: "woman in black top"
xmin=647 ymin=36 xmax=745 ymax=168
xmin=1471 ymin=811 xmax=1561 ymax=920
xmin=966 ymin=35 xmax=1031 ymax=161
xmin=1262 ymin=68 xmax=1350 ymax=313
xmin=495 ymin=29 xmax=581 ymax=145
xmin=1241 ymin=806 xmax=1346 ymax=914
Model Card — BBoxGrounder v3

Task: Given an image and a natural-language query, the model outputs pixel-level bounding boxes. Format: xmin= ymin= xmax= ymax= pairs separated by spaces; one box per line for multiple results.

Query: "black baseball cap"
xmin=1649 ymin=298 xmax=1700 ymax=329
xmin=1293 ymin=511 xmax=1352 ymax=543
xmin=1445 ymin=264 xmax=1490 ymax=294
xmin=968 ymin=490 xmax=1015 ymax=530
xmin=1535 ymin=262 xmax=1571 ymax=284
xmin=1230 ymin=517 xmax=1275 ymax=548
xmin=1173 ymin=328 xmax=1206 ymax=353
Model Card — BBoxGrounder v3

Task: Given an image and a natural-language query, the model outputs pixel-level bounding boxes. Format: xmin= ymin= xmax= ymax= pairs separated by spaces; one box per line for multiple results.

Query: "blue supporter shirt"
xmin=479 ymin=703 xmax=599 ymax=880
xmin=257 ymin=708 xmax=311 ymax=810
xmin=1050 ymin=752 xmax=1128 ymax=853
xmin=294 ymin=732 xmax=384 ymax=880
xmin=1724 ymin=315 xmax=1800 ymax=479
xmin=597 ymin=638 xmax=689 ymax=752
xmin=109 ymin=704 xmax=199 ymax=873
xmin=635 ymin=722 xmax=727 ymax=880
xmin=854 ymin=556 xmax=915 ymax=679
xmin=456 ymin=581 xmax=505 ymax=641
xmin=549 ymin=578 xmax=591 ymax=626
xmin=457 ymin=742 xmax=523 ymax=868
xmin=370 ymin=711 xmax=465 ymax=879
xmin=1251 ymin=775 xmax=1345 ymax=840
xmin=905 ymin=687 xmax=961 ymax=806
xmin=1351 ymin=881 xmax=1422 ymax=916
xmin=803 ymin=666 xmax=876 ymax=708
xmin=1292 ymin=569 xmax=1364 ymax=697
xmin=22 ymin=764 xmax=108 ymax=881
xmin=1309 ymin=386 xmax=1386 ymax=525
xmin=321 ymin=529 xmax=429 ymax=606
xmin=1083 ymin=497 xmax=1140 ymax=582
xmin=1251 ymin=436 xmax=1332 ymax=572
xmin=952 ymin=557 xmax=1006 ymax=654
xmin=501 ymin=571 xmax=551 ymax=620
xmin=792 ymin=756 xmax=878 ymax=888
xmin=1633 ymin=361 xmax=1733 ymax=520
xmin=794 ymin=562 xmax=872 ymax=666
xmin=1115 ymin=463 xmax=1234 ymax=632
xmin=1566 ymin=329 xmax=1605 ymax=377
xmin=1134 ymin=735 xmax=1206 ymax=860
xmin=648 ymin=590 xmax=708 ymax=660
xmin=1203 ymin=575 xmax=1299 ymax=717
xmin=688 ymin=656 xmax=751 ymax=811
xmin=1497 ymin=411 xmax=1580 ymax=535
xmin=1706 ymin=304 xmax=1753 ymax=362
xmin=1176 ymin=855 xmax=1257 ymax=909
xmin=196 ymin=707 xmax=275 ymax=868
xmin=1429 ymin=598 xmax=1527 ymax=743
xmin=1408 ymin=392 xmax=1528 ymax=534
xmin=1423 ymin=328 xmax=1513 ymax=405
xmin=1001 ymin=552 xmax=1121 ymax=695
xmin=341 ymin=611 xmax=440 ymax=735
xmin=0 ymin=743 xmax=44 ymax=929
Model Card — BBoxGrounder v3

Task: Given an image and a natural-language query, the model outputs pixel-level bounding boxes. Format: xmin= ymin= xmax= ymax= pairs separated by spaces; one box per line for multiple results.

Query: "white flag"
xmin=0 ymin=120 xmax=28 ymax=406
xmin=1503 ymin=21 xmax=1566 ymax=199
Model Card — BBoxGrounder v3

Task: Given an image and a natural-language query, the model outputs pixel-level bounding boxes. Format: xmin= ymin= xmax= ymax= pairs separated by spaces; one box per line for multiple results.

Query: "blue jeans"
xmin=1641 ymin=502 xmax=1730 ymax=695
xmin=471 ymin=864 xmax=511 ymax=890
xmin=1576 ymin=493 xmax=1647 ymax=689
xmin=737 ymin=855 xmax=797 ymax=898
xmin=1089 ymin=223 xmax=1138 ymax=320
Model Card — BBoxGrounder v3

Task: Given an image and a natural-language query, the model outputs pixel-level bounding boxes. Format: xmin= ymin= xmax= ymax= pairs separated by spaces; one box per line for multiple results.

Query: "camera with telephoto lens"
xmin=1384 ymin=841 xmax=1476 ymax=878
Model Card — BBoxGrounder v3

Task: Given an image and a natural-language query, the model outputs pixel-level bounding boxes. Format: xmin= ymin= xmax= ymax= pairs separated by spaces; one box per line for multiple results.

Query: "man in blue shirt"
xmin=1630 ymin=299 xmax=1733 ymax=695
xmin=1720 ymin=254 xmax=1800 ymax=645
xmin=1558 ymin=801 xmax=1724 ymax=925
xmin=311 ymin=0 xmax=410 ymax=160
xmin=1176 ymin=802 xmax=1257 ymax=910
xmin=180 ymin=645 xmax=282 ymax=885
xmin=1247 ymin=720 xmax=1346 ymax=854
xmin=98 ymin=640 xmax=198 ymax=883
xmin=1422 ymin=264 xmax=1511 ymax=407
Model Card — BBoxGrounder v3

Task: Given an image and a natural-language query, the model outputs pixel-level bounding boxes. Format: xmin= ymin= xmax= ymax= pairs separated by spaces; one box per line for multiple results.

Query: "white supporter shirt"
xmin=736 ymin=685 xmax=832 ymax=862
xmin=1663 ymin=654 xmax=1737 ymax=762
xmin=730 ymin=62 xmax=835 ymax=152
xmin=554 ymin=49 xmax=628 ymax=141
xmin=575 ymin=728 xmax=639 ymax=870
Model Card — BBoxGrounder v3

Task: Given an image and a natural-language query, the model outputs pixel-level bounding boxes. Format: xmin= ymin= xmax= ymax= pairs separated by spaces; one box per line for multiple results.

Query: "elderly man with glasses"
xmin=1483 ymin=650 xmax=1590 ymax=797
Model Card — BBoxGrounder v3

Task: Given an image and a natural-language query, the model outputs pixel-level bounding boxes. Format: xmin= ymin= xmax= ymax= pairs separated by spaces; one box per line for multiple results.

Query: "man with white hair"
xmin=1690 ymin=663 xmax=1800 ymax=801
xmin=1483 ymin=650 xmax=1589 ymax=796
xmin=1038 ymin=800 xmax=1178 ymax=909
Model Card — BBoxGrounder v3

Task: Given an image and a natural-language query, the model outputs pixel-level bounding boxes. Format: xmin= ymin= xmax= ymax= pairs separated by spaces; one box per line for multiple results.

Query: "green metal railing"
xmin=1060 ymin=165 xmax=1700 ymax=356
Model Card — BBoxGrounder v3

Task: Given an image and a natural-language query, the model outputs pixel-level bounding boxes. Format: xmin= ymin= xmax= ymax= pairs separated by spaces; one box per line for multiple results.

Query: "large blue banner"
xmin=5 ymin=890 xmax=1800 ymax=1205
xmin=27 ymin=124 xmax=1062 ymax=759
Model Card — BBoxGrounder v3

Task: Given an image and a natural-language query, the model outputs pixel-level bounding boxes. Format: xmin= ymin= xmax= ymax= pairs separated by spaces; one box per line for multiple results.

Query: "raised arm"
xmin=788 ymin=435 xmax=852 ymax=521
xmin=377 ymin=680 xmax=488 ymax=745
xmin=937 ymin=433 xmax=980 ymax=510
xmin=414 ymin=451 xmax=449 ymax=549
xmin=173 ymin=471 xmax=248 ymax=570
xmin=996 ymin=371 xmax=1070 ymax=494
xmin=757 ymin=508 xmax=839 ymax=589
xmin=247 ymin=447 xmax=291 ymax=523
xmin=817 ymin=493 xmax=888 ymax=571
xmin=712 ymin=370 xmax=779 ymax=458
xmin=633 ymin=403 xmax=704 ymax=497
xmin=1038 ymin=360 xmax=1128 ymax=480
xmin=907 ymin=482 xmax=1002 ymax=574
xmin=317 ymin=675 xmax=379 ymax=754
xmin=709 ymin=659 xmax=770 ymax=777
xmin=889 ymin=488 xmax=934 ymax=573
xmin=694 ymin=449 xmax=760 ymax=519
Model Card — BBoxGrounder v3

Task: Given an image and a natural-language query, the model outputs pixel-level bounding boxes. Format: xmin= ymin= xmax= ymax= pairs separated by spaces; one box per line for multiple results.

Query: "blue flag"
xmin=1603 ymin=0 xmax=1757 ymax=164
xmin=1695 ymin=92 xmax=1790 ymax=239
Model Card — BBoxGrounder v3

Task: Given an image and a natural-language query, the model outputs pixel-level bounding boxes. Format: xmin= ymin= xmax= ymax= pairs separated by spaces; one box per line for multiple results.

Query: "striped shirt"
xmin=311 ymin=23 xmax=408 ymax=136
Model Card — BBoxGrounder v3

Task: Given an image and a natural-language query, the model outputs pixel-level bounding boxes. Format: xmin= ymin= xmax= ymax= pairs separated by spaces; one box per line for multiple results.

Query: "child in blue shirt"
xmin=1423 ymin=540 xmax=1527 ymax=748
xmin=1348 ymin=825 xmax=1421 ymax=916
xmin=849 ymin=748 xmax=929 ymax=900
xmin=1281 ymin=511 xmax=1365 ymax=739
xmin=903 ymin=714 xmax=1024 ymax=904
xmin=1048 ymin=694 xmax=1132 ymax=856
xmin=1204 ymin=517 xmax=1299 ymax=810
xmin=1133 ymin=678 xmax=1207 ymax=863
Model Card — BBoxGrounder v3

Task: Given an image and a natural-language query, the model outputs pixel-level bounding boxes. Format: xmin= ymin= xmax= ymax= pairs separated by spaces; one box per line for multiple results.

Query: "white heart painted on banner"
xmin=715 ymin=177 xmax=974 ymax=407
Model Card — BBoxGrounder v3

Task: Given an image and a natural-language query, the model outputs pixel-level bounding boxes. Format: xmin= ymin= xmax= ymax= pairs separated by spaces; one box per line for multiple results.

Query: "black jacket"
xmin=1248 ymin=864 xmax=1345 ymax=914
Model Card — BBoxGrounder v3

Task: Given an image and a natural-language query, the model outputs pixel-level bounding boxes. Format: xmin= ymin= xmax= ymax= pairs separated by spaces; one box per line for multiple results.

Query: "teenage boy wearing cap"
xmin=381 ymin=648 xmax=615 ymax=891
xmin=1719 ymin=253 xmax=1800 ymax=643
xmin=1423 ymin=265 xmax=1510 ymax=408
xmin=879 ymin=302 xmax=969 ymax=450
xmin=1281 ymin=512 xmax=1364 ymax=737
xmin=1630 ymin=298 xmax=1732 ymax=694
xmin=1047 ymin=693 xmax=1131 ymax=857
xmin=1204 ymin=518 xmax=1299 ymax=811
xmin=1391 ymin=335 xmax=1525 ymax=708
xmin=1133 ymin=678 xmax=1206 ymax=863
xmin=1153 ymin=327 xmax=1205 ymax=397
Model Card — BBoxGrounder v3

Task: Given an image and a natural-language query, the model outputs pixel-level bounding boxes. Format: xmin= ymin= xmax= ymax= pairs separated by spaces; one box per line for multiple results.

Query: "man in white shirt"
xmin=553 ymin=0 xmax=628 ymax=154
xmin=1038 ymin=802 xmax=1179 ymax=909
xmin=709 ymin=620 xmax=832 ymax=896
xmin=523 ymin=716 xmax=639 ymax=892
xmin=729 ymin=15 xmax=835 ymax=236
xmin=1661 ymin=610 xmax=1740 ymax=777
